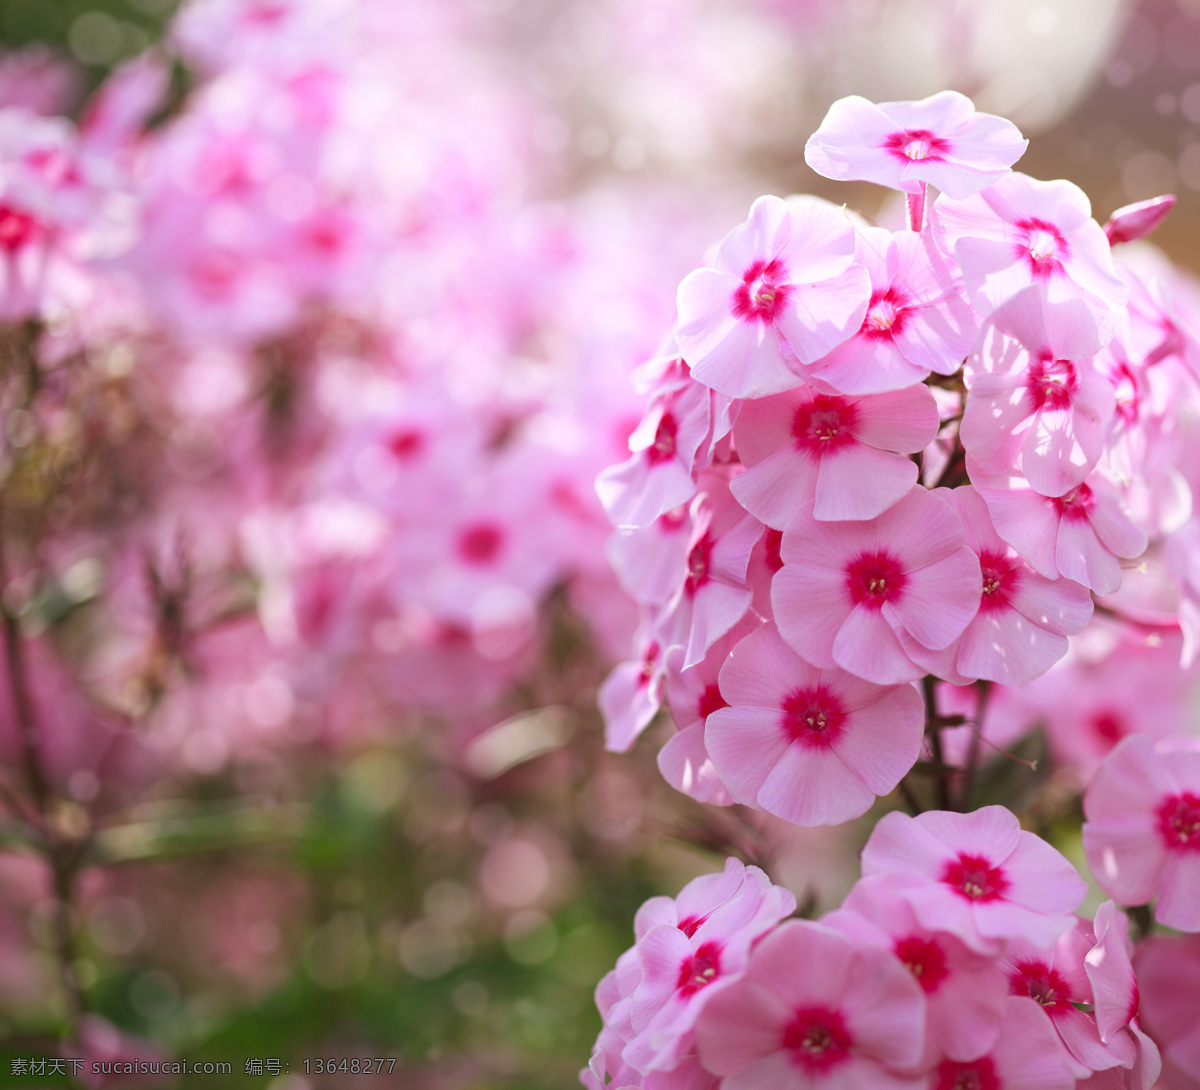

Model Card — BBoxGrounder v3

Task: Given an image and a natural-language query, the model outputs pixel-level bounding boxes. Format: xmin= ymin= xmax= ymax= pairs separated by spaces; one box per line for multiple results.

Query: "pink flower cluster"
xmin=598 ymin=90 xmax=1200 ymax=822
xmin=585 ymin=809 xmax=1166 ymax=1090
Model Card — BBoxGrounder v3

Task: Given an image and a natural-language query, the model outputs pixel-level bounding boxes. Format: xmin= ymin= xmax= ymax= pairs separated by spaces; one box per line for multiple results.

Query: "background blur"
xmin=0 ymin=0 xmax=1196 ymax=1087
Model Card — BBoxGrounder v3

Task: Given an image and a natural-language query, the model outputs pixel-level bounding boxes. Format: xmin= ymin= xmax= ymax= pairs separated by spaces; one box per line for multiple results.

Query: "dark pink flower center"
xmin=697 ymin=683 xmax=728 ymax=720
xmin=1158 ymin=792 xmax=1200 ymax=851
xmin=845 ymin=551 xmax=908 ymax=609
xmin=859 ymin=287 xmax=911 ymax=340
xmin=677 ymin=914 xmax=704 ymax=938
xmin=894 ymin=935 xmax=949 ymax=994
xmin=646 ymin=412 xmax=679 ymax=466
xmin=387 ymin=428 xmax=424 ymax=460
xmin=685 ymin=534 xmax=714 ymax=597
xmin=637 ymin=642 xmax=660 ymax=689
xmin=941 ymin=852 xmax=1009 ymax=902
xmin=457 ymin=522 xmax=504 ymax=566
xmin=1053 ymin=483 xmax=1095 ymax=522
xmin=244 ymin=1 xmax=290 ymax=25
xmin=764 ymin=528 xmax=784 ymax=573
xmin=1090 ymin=710 xmax=1126 ymax=744
xmin=934 ymin=1056 xmax=1000 ymax=1090
xmin=780 ymin=686 xmax=846 ymax=749
xmin=659 ymin=505 xmax=687 ymax=534
xmin=1015 ymin=217 xmax=1069 ymax=278
xmin=191 ymin=252 xmax=241 ymax=300
xmin=676 ymin=941 xmax=723 ymax=997
xmin=1026 ymin=355 xmax=1079 ymax=412
xmin=882 ymin=128 xmax=952 ymax=162
xmin=978 ymin=549 xmax=1020 ymax=614
xmin=792 ymin=394 xmax=858 ymax=454
xmin=782 ymin=1007 xmax=852 ymax=1072
xmin=732 ymin=258 xmax=793 ymax=323
xmin=0 ymin=205 xmax=38 ymax=252
xmin=1009 ymin=960 xmax=1075 ymax=1014
xmin=1111 ymin=360 xmax=1140 ymax=424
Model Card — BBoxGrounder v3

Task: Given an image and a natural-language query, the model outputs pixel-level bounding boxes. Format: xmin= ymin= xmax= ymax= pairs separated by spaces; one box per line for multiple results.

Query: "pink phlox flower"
xmin=804 ymin=91 xmax=1027 ymax=199
xmin=1003 ymin=925 xmax=1138 ymax=1080
xmin=694 ymin=918 xmax=927 ymax=1088
xmin=802 ymin=225 xmax=977 ymax=394
xmin=729 ymin=377 xmax=938 ymax=527
xmin=929 ymin=996 xmax=1078 ymax=1090
xmin=597 ymin=362 xmax=716 ymax=530
xmin=1082 ymin=733 xmax=1200 ymax=933
xmin=932 ymin=172 xmax=1128 ymax=331
xmin=675 ymin=194 xmax=870 ymax=398
xmin=703 ymin=622 xmax=924 ymax=826
xmin=861 ymin=806 xmax=1088 ymax=954
xmin=599 ymin=624 xmax=669 ymax=753
xmin=899 ymin=486 xmax=1092 ymax=686
xmin=1133 ymin=934 xmax=1200 ymax=1086
xmin=972 ymin=467 xmax=1147 ymax=597
xmin=1104 ymin=196 xmax=1176 ymax=247
xmin=657 ymin=614 xmax=764 ymax=807
xmin=996 ymin=642 xmax=1191 ymax=783
xmin=962 ymin=286 xmax=1115 ymax=498
xmin=623 ymin=859 xmax=795 ymax=1075
xmin=771 ymin=487 xmax=981 ymax=685
xmin=822 ymin=873 xmax=1009 ymax=1067
xmin=80 ymin=51 xmax=170 ymax=158
xmin=653 ymin=469 xmax=763 ymax=670
xmin=1086 ymin=902 xmax=1145 ymax=1046
xmin=607 ymin=504 xmax=695 ymax=608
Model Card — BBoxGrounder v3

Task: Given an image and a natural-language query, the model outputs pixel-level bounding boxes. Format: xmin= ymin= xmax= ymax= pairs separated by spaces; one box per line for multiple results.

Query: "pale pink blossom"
xmin=961 ymin=287 xmax=1115 ymax=498
xmin=729 ymin=379 xmax=938 ymax=526
xmin=823 ymin=873 xmax=1009 ymax=1066
xmin=675 ymin=194 xmax=869 ymax=398
xmin=657 ymin=614 xmax=764 ymax=807
xmin=1133 ymin=934 xmax=1200 ymax=1086
xmin=861 ymin=806 xmax=1088 ymax=953
xmin=772 ymin=487 xmax=980 ymax=685
xmin=695 ymin=919 xmax=927 ymax=1089
xmin=927 ymin=996 xmax=1077 ymax=1090
xmin=902 ymin=486 xmax=1092 ymax=686
xmin=804 ymin=92 xmax=1027 ymax=199
xmin=802 ymin=226 xmax=977 ymax=394
xmin=623 ymin=859 xmax=796 ymax=1075
xmin=973 ymin=469 xmax=1147 ymax=597
xmin=654 ymin=471 xmax=763 ymax=670
xmin=599 ymin=628 xmax=669 ymax=753
xmin=1082 ymin=734 xmax=1200 ymax=932
xmin=932 ymin=172 xmax=1128 ymax=328
xmin=704 ymin=623 xmax=924 ymax=826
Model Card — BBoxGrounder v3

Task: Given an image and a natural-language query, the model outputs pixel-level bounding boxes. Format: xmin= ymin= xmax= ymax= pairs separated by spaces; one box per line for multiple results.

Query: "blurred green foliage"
xmin=1 ymin=0 xmax=179 ymax=93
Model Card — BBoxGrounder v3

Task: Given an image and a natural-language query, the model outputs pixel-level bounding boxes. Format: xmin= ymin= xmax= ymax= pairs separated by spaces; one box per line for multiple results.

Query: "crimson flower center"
xmin=894 ymin=935 xmax=949 ymax=994
xmin=685 ymin=534 xmax=715 ymax=597
xmin=1053 ymin=482 xmax=1095 ymax=522
xmin=458 ymin=522 xmax=504 ymax=566
xmin=387 ymin=428 xmax=424 ymax=460
xmin=793 ymin=394 xmax=857 ymax=454
xmin=935 ymin=1057 xmax=1000 ymax=1090
xmin=845 ymin=550 xmax=908 ymax=609
xmin=860 ymin=287 xmax=911 ymax=340
xmin=978 ymin=549 xmax=1019 ymax=614
xmin=697 ymin=683 xmax=728 ymax=720
xmin=941 ymin=852 xmax=1009 ymax=902
xmin=1010 ymin=961 xmax=1075 ymax=1013
xmin=780 ymin=686 xmax=846 ymax=749
xmin=882 ymin=128 xmax=952 ymax=162
xmin=764 ymin=528 xmax=784 ymax=574
xmin=1016 ymin=216 xmax=1069 ymax=278
xmin=0 ymin=205 xmax=38 ymax=252
xmin=647 ymin=412 xmax=678 ymax=465
xmin=1158 ymin=792 xmax=1200 ymax=851
xmin=732 ymin=258 xmax=793 ymax=323
xmin=676 ymin=941 xmax=722 ymax=997
xmin=782 ymin=1007 xmax=852 ymax=1072
xmin=1026 ymin=356 xmax=1079 ymax=412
